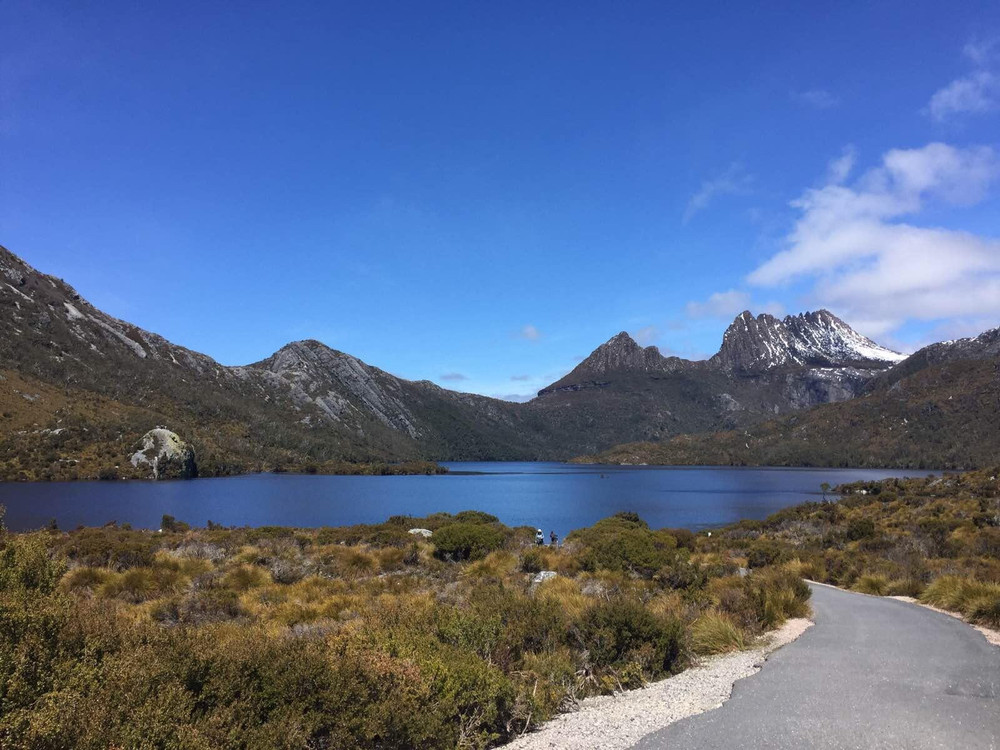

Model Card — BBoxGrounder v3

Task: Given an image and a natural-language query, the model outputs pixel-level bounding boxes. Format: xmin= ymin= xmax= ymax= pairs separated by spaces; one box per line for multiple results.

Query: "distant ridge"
xmin=2 ymin=242 xmax=995 ymax=479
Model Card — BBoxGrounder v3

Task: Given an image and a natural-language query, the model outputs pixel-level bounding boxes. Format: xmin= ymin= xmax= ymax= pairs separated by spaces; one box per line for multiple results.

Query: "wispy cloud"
xmin=439 ymin=372 xmax=469 ymax=381
xmin=518 ymin=324 xmax=541 ymax=341
xmin=793 ymin=89 xmax=840 ymax=109
xmin=510 ymin=374 xmax=531 ymax=381
xmin=685 ymin=290 xmax=783 ymax=320
xmin=927 ymin=38 xmax=1000 ymax=121
xmin=964 ymin=37 xmax=1000 ymax=66
xmin=631 ymin=325 xmax=659 ymax=346
xmin=825 ymin=145 xmax=857 ymax=185
xmin=748 ymin=142 xmax=1000 ymax=337
xmin=683 ymin=162 xmax=754 ymax=223
xmin=686 ymin=289 xmax=751 ymax=319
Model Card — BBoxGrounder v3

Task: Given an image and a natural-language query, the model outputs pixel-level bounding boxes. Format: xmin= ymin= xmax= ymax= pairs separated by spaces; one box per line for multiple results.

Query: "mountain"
xmin=0 ymin=245 xmax=545 ymax=479
xmin=5 ymin=242 xmax=986 ymax=480
xmin=579 ymin=327 xmax=1000 ymax=470
xmin=528 ymin=310 xmax=904 ymax=455
xmin=710 ymin=310 xmax=905 ymax=373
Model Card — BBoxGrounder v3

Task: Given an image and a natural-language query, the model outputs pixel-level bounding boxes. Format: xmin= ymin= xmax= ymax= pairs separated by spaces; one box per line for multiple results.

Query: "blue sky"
xmin=3 ymin=2 xmax=1000 ymax=400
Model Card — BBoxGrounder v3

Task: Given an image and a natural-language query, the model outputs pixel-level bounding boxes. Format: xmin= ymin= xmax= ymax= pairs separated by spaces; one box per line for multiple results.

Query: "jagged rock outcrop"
xmin=710 ymin=310 xmax=904 ymax=374
xmin=130 ymin=428 xmax=197 ymax=479
xmin=243 ymin=340 xmax=421 ymax=437
xmin=539 ymin=332 xmax=687 ymax=395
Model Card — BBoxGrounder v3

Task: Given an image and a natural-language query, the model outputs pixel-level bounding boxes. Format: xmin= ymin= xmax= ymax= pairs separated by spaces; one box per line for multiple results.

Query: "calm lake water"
xmin=0 ymin=463 xmax=931 ymax=535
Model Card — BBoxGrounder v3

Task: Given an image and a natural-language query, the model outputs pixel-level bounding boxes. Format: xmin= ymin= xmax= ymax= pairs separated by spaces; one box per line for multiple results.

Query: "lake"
xmin=0 ymin=463 xmax=931 ymax=534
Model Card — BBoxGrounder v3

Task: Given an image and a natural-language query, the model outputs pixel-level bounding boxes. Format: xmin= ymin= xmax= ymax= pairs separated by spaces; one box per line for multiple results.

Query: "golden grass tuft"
xmin=534 ymin=576 xmax=590 ymax=621
xmin=222 ymin=564 xmax=272 ymax=591
xmin=690 ymin=612 xmax=748 ymax=655
xmin=853 ymin=574 xmax=890 ymax=596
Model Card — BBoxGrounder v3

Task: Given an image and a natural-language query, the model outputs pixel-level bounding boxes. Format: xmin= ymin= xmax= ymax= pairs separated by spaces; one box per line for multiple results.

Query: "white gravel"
xmin=500 ymin=617 xmax=813 ymax=750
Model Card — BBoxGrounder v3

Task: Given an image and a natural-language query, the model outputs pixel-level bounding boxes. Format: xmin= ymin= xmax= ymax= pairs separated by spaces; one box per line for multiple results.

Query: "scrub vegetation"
xmin=0 ymin=509 xmax=809 ymax=749
xmin=705 ymin=468 xmax=1000 ymax=630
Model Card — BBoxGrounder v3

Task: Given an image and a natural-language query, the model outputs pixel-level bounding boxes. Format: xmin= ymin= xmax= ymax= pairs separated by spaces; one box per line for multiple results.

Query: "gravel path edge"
xmin=498 ymin=617 xmax=814 ymax=750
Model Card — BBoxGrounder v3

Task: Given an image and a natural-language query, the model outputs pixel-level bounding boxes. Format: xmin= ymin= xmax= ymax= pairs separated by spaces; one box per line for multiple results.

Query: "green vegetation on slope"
xmin=578 ymin=356 xmax=1000 ymax=470
xmin=702 ymin=468 xmax=1000 ymax=630
xmin=0 ymin=370 xmax=445 ymax=481
xmin=0 ymin=510 xmax=809 ymax=749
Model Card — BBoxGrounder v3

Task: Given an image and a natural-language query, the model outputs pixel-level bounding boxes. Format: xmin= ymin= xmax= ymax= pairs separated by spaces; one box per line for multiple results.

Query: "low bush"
xmin=966 ymin=591 xmax=1000 ymax=628
xmin=568 ymin=513 xmax=677 ymax=577
xmin=853 ymin=574 xmax=890 ymax=596
xmin=432 ymin=522 xmax=505 ymax=561
xmin=690 ymin=612 xmax=747 ymax=654
xmin=575 ymin=597 xmax=685 ymax=680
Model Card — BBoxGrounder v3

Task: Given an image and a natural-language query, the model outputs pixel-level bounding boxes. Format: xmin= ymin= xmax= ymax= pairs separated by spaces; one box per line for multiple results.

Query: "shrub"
xmin=433 ymin=523 xmax=505 ymax=561
xmin=886 ymin=578 xmax=925 ymax=597
xmin=452 ymin=510 xmax=499 ymax=525
xmin=520 ymin=548 xmax=545 ymax=574
xmin=746 ymin=541 xmax=789 ymax=569
xmin=222 ymin=564 xmax=272 ymax=591
xmin=921 ymin=575 xmax=981 ymax=611
xmin=568 ymin=514 xmax=676 ymax=577
xmin=846 ymin=518 xmax=876 ymax=541
xmin=55 ymin=528 xmax=157 ymax=570
xmin=0 ymin=534 xmax=67 ymax=594
xmin=160 ymin=514 xmax=190 ymax=533
xmin=60 ymin=566 xmax=111 ymax=592
xmin=921 ymin=576 xmax=1000 ymax=626
xmin=575 ymin=597 xmax=685 ymax=677
xmin=98 ymin=567 xmax=183 ymax=603
xmin=966 ymin=592 xmax=1000 ymax=628
xmin=853 ymin=574 xmax=889 ymax=596
xmin=690 ymin=612 xmax=747 ymax=654
xmin=152 ymin=589 xmax=245 ymax=625
xmin=718 ymin=567 xmax=810 ymax=632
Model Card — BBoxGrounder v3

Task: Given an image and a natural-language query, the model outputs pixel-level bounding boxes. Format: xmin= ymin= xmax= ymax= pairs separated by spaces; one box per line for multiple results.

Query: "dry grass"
xmin=690 ymin=612 xmax=748 ymax=654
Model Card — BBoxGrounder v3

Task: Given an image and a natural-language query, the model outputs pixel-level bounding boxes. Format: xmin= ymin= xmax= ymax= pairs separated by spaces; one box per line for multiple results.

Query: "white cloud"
xmin=794 ymin=89 xmax=840 ymax=109
xmin=686 ymin=289 xmax=751 ymax=319
xmin=748 ymin=142 xmax=1000 ymax=337
xmin=964 ymin=37 xmax=999 ymax=66
xmin=510 ymin=374 xmax=531 ymax=381
xmin=631 ymin=325 xmax=659 ymax=345
xmin=439 ymin=372 xmax=469 ymax=381
xmin=518 ymin=324 xmax=541 ymax=341
xmin=826 ymin=145 xmax=857 ymax=185
xmin=927 ymin=70 xmax=999 ymax=121
xmin=683 ymin=163 xmax=753 ymax=223
xmin=927 ymin=38 xmax=1000 ymax=121
xmin=685 ymin=290 xmax=784 ymax=320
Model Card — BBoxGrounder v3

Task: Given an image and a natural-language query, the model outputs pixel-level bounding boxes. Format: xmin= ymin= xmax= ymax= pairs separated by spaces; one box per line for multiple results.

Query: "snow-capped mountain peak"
xmin=711 ymin=310 xmax=904 ymax=373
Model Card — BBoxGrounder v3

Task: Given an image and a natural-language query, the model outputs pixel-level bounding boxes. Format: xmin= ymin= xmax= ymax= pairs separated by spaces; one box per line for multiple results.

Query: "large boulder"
xmin=130 ymin=427 xmax=197 ymax=479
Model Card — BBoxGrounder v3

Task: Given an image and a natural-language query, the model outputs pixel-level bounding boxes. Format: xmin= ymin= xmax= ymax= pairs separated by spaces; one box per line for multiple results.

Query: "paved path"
xmin=633 ymin=583 xmax=1000 ymax=749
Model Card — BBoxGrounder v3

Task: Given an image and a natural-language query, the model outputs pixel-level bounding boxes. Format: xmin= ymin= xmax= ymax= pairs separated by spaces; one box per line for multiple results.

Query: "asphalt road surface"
xmin=633 ymin=583 xmax=1000 ymax=749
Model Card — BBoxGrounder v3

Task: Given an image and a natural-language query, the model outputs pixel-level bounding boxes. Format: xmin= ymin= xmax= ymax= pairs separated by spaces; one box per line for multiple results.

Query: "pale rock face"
xmin=130 ymin=428 xmax=197 ymax=479
xmin=248 ymin=340 xmax=422 ymax=438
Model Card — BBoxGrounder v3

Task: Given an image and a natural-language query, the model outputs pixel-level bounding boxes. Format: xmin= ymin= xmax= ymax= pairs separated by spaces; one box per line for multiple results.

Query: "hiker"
xmin=535 ymin=529 xmax=544 ymax=545
xmin=549 ymin=530 xmax=558 ymax=547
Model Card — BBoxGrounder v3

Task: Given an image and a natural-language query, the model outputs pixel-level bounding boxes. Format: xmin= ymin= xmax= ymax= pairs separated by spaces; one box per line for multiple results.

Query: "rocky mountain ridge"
xmin=580 ymin=324 xmax=1000 ymax=470
xmin=710 ymin=310 xmax=904 ymax=374
xmin=2 ymin=243 xmax=995 ymax=478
